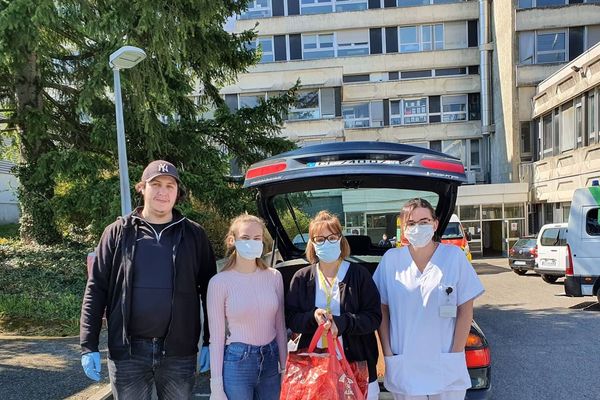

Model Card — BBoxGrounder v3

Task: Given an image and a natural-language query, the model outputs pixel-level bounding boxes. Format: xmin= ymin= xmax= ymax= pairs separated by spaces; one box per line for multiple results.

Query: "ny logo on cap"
xmin=158 ymin=163 xmax=169 ymax=173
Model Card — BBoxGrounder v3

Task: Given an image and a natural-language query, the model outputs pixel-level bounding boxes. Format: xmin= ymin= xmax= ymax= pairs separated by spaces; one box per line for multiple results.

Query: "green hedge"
xmin=0 ymin=237 xmax=89 ymax=336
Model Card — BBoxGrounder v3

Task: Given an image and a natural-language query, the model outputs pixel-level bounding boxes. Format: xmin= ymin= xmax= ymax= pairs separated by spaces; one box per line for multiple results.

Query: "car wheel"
xmin=541 ymin=274 xmax=559 ymax=284
xmin=513 ymin=269 xmax=527 ymax=276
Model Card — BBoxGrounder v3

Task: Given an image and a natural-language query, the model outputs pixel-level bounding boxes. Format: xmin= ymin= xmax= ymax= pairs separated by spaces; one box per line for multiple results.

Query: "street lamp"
xmin=109 ymin=46 xmax=147 ymax=215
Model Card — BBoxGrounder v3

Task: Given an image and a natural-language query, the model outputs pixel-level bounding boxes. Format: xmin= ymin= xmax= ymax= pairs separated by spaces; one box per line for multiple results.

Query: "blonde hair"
xmin=222 ymin=213 xmax=269 ymax=271
xmin=305 ymin=211 xmax=351 ymax=264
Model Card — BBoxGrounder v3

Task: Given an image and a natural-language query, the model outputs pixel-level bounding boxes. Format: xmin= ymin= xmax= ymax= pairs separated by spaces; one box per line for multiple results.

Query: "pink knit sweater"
xmin=207 ymin=267 xmax=287 ymax=380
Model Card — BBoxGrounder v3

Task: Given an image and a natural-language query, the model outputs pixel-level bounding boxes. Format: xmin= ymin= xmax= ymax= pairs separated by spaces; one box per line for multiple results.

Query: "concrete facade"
xmin=225 ymin=0 xmax=489 ymax=184
xmin=525 ymin=41 xmax=600 ymax=228
xmin=510 ymin=1 xmax=600 ymax=231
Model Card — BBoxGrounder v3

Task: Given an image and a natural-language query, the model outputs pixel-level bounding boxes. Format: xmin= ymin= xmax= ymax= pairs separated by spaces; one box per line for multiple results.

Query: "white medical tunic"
xmin=373 ymin=243 xmax=484 ymax=396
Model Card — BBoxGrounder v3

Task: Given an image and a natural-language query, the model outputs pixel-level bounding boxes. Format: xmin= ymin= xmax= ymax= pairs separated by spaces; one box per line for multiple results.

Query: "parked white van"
xmin=565 ymin=181 xmax=600 ymax=302
xmin=534 ymin=223 xmax=568 ymax=284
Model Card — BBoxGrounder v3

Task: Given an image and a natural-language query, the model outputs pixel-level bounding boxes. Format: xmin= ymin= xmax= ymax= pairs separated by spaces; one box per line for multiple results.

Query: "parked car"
xmin=292 ymin=233 xmax=309 ymax=250
xmin=534 ymin=223 xmax=568 ymax=283
xmin=441 ymin=214 xmax=473 ymax=261
xmin=244 ymin=141 xmax=491 ymax=399
xmin=508 ymin=236 xmax=537 ymax=275
xmin=564 ymin=181 xmax=600 ymax=302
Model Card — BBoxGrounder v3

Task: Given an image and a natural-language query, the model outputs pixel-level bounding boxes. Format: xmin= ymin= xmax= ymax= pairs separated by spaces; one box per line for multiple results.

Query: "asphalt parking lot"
xmin=1 ymin=257 xmax=599 ymax=400
xmin=471 ymin=258 xmax=600 ymax=400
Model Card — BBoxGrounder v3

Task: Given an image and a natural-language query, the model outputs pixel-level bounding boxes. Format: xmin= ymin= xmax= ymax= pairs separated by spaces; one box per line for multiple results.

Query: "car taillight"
xmin=466 ymin=348 xmax=491 ymax=368
xmin=245 ymin=162 xmax=287 ymax=179
xmin=566 ymin=244 xmax=574 ymax=276
xmin=465 ymin=332 xmax=490 ymax=368
xmin=530 ymin=246 xmax=537 ymax=257
xmin=419 ymin=159 xmax=465 ymax=174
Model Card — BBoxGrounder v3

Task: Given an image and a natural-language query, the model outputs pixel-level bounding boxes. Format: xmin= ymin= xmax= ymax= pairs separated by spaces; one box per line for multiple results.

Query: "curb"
xmin=86 ymin=384 xmax=112 ymax=400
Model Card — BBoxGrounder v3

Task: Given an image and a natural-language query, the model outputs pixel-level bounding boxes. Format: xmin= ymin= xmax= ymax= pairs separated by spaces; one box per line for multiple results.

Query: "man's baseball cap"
xmin=141 ymin=160 xmax=181 ymax=184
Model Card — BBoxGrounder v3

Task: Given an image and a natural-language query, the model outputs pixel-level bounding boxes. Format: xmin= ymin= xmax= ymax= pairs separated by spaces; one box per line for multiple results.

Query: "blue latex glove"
xmin=81 ymin=352 xmax=101 ymax=381
xmin=198 ymin=346 xmax=210 ymax=373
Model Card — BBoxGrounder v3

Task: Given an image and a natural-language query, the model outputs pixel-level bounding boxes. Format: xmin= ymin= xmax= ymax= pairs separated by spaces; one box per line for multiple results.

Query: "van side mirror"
xmin=465 ymin=231 xmax=472 ymax=241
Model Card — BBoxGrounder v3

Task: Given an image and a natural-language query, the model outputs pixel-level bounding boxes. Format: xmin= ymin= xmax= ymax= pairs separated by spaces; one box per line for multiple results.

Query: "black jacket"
xmin=80 ymin=208 xmax=217 ymax=360
xmin=285 ymin=262 xmax=382 ymax=382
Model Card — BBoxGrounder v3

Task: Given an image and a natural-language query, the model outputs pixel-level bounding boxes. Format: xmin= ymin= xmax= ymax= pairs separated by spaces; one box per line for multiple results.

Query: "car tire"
xmin=541 ymin=274 xmax=559 ymax=284
xmin=513 ymin=269 xmax=527 ymax=276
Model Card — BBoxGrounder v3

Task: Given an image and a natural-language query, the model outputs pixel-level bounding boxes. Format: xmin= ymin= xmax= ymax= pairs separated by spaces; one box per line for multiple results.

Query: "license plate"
xmin=514 ymin=261 xmax=526 ymax=266
xmin=541 ymin=259 xmax=556 ymax=267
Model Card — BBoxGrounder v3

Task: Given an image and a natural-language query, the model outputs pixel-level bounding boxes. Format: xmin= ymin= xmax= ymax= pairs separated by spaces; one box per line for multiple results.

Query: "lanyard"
xmin=317 ymin=262 xmax=341 ymax=312
xmin=317 ymin=262 xmax=341 ymax=347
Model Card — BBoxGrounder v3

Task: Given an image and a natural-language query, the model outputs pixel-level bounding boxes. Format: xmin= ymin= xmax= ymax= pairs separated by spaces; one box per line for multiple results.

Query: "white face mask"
xmin=314 ymin=239 xmax=342 ymax=263
xmin=234 ymin=239 xmax=264 ymax=260
xmin=404 ymin=224 xmax=435 ymax=248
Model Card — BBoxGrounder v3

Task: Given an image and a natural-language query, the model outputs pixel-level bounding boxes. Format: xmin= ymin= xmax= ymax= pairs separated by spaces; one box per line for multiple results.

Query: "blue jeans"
xmin=107 ymin=337 xmax=196 ymax=400
xmin=223 ymin=339 xmax=281 ymax=400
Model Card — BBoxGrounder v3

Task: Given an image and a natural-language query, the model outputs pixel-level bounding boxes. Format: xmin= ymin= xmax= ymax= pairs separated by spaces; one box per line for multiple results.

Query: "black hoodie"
xmin=79 ymin=208 xmax=217 ymax=360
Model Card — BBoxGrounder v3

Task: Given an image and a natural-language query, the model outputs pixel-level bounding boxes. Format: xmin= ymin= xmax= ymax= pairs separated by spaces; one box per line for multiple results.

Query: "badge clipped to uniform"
xmin=439 ymin=285 xmax=457 ymax=318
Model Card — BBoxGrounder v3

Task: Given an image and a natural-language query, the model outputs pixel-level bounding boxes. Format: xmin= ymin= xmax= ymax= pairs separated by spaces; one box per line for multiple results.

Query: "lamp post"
xmin=109 ymin=46 xmax=147 ymax=215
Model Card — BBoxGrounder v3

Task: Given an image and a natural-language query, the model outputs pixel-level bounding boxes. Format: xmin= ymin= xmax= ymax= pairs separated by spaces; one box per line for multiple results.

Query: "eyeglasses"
xmin=405 ymin=218 xmax=434 ymax=228
xmin=312 ymin=234 xmax=341 ymax=245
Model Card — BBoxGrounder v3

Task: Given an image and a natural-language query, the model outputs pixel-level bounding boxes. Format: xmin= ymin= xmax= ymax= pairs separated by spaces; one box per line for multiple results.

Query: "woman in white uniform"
xmin=373 ymin=198 xmax=484 ymax=400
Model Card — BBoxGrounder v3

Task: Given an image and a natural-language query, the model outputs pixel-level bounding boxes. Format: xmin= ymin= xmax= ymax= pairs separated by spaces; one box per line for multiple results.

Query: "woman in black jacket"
xmin=285 ymin=211 xmax=382 ymax=400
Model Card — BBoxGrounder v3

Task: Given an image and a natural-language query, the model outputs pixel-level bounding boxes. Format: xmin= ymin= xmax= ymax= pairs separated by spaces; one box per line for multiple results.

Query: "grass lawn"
xmin=0 ymin=224 xmax=91 ymax=336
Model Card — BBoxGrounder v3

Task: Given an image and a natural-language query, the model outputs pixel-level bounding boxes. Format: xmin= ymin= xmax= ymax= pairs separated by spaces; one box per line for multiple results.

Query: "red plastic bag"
xmin=280 ymin=325 xmax=366 ymax=400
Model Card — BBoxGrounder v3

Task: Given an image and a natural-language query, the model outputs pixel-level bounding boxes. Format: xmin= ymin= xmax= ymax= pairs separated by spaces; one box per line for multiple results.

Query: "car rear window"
xmin=540 ymin=227 xmax=568 ymax=246
xmin=274 ymin=188 xmax=439 ymax=254
xmin=586 ymin=208 xmax=600 ymax=236
xmin=514 ymin=238 xmax=536 ymax=248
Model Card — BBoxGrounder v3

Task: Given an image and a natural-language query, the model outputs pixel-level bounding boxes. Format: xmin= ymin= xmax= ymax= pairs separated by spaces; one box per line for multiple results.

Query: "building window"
xmin=343 ymin=74 xmax=370 ymax=83
xmin=399 ymin=24 xmax=443 ymax=53
xmin=301 ymin=0 xmax=333 ymax=15
xmin=390 ymin=100 xmax=403 ymax=125
xmin=302 ymin=33 xmax=335 ymax=59
xmin=398 ymin=0 xmax=463 ymax=5
xmin=442 ymin=139 xmax=481 ymax=172
xmin=288 ymin=90 xmax=321 ymax=120
xmin=588 ymin=90 xmax=597 ymax=144
xmin=520 ymin=122 xmax=533 ymax=161
xmin=335 ymin=0 xmax=368 ymax=12
xmin=561 ymin=101 xmax=574 ymax=152
xmin=542 ymin=114 xmax=553 ymax=157
xmin=435 ymin=67 xmax=467 ymax=76
xmin=389 ymin=98 xmax=428 ymax=125
xmin=401 ymin=70 xmax=433 ymax=79
xmin=519 ymin=30 xmax=568 ymax=64
xmin=470 ymin=139 xmax=481 ymax=170
xmin=247 ymin=37 xmax=274 ymax=63
xmin=441 ymin=95 xmax=467 ymax=122
xmin=342 ymin=102 xmax=371 ymax=128
xmin=337 ymin=29 xmax=369 ymax=57
xmin=239 ymin=93 xmax=266 ymax=108
xmin=301 ymin=0 xmax=367 ymax=14
xmin=240 ymin=0 xmax=272 ymax=19
xmin=575 ymin=98 xmax=583 ymax=148
xmin=403 ymin=98 xmax=428 ymax=124
xmin=536 ymin=30 xmax=567 ymax=63
xmin=518 ymin=0 xmax=567 ymax=8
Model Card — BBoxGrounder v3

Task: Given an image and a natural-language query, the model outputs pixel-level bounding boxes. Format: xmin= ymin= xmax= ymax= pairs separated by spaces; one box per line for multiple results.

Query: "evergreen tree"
xmin=0 ymin=0 xmax=295 ymax=244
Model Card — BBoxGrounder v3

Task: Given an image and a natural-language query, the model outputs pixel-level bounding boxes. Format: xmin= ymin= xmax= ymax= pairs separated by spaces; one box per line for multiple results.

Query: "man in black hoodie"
xmin=80 ymin=160 xmax=217 ymax=399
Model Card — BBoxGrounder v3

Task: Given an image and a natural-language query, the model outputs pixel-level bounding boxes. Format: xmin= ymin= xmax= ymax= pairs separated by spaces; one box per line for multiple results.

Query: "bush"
xmin=0 ymin=240 xmax=89 ymax=336
xmin=0 ymin=224 xmax=19 ymax=239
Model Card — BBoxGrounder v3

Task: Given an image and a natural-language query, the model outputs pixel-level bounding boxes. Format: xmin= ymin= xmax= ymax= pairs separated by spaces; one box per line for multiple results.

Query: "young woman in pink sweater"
xmin=207 ymin=214 xmax=287 ymax=400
